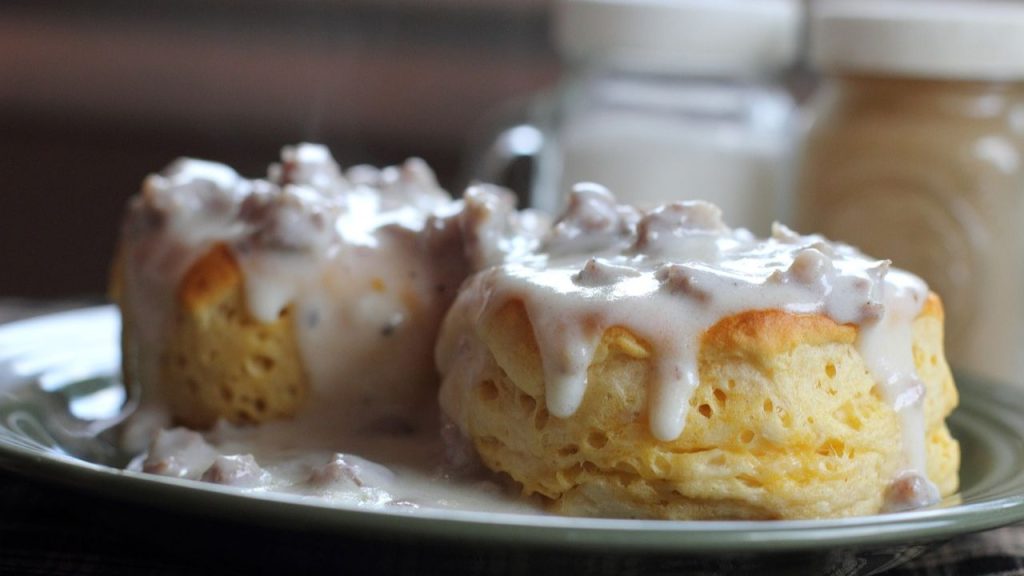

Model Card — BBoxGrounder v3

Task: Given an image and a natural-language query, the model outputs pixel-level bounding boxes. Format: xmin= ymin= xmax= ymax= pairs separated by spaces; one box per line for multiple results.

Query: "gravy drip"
xmin=131 ymin=419 xmax=539 ymax=514
xmin=119 ymin=144 xmax=545 ymax=448
xmin=437 ymin=184 xmax=938 ymax=508
xmin=119 ymin=144 xmax=548 ymax=512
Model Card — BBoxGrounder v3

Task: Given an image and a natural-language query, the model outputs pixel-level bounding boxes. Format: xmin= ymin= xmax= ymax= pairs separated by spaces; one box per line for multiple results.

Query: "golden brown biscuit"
xmin=114 ymin=147 xmax=542 ymax=435
xmin=118 ymin=244 xmax=309 ymax=428
xmin=454 ymin=294 xmax=958 ymax=520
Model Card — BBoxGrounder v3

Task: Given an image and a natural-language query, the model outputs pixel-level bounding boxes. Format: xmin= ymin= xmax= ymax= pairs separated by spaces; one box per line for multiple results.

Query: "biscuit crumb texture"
xmin=124 ymin=244 xmax=310 ymax=428
xmin=460 ymin=296 xmax=959 ymax=519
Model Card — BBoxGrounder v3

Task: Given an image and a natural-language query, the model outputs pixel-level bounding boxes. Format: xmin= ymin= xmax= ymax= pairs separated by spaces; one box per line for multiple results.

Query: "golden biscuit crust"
xmin=120 ymin=244 xmax=310 ymax=428
xmin=457 ymin=295 xmax=959 ymax=519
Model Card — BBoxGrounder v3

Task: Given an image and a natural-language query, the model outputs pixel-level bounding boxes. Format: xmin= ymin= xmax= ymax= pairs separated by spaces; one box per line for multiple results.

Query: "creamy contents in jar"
xmin=437 ymin=184 xmax=939 ymax=509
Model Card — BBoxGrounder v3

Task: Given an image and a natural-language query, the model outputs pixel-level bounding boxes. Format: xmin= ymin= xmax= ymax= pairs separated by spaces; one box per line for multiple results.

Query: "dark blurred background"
xmin=0 ymin=0 xmax=558 ymax=297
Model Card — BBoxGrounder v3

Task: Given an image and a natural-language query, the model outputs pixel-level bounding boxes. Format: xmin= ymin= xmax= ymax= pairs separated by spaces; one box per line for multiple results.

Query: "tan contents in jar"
xmin=797 ymin=75 xmax=1024 ymax=384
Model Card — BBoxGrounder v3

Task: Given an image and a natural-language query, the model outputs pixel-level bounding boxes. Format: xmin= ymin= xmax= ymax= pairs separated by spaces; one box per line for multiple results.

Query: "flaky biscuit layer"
xmin=457 ymin=295 xmax=958 ymax=519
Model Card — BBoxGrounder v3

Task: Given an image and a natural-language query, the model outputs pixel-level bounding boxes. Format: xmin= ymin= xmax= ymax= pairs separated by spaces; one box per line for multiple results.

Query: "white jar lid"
xmin=554 ymin=0 xmax=802 ymax=74
xmin=812 ymin=0 xmax=1024 ymax=80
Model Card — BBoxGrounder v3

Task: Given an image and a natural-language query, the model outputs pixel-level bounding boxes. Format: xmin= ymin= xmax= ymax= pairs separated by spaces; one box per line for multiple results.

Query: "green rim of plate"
xmin=1 ymin=306 xmax=1023 ymax=554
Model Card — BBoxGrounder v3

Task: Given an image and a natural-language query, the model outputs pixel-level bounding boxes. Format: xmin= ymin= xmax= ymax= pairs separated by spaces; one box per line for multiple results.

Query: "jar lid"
xmin=554 ymin=0 xmax=802 ymax=74
xmin=812 ymin=0 xmax=1024 ymax=80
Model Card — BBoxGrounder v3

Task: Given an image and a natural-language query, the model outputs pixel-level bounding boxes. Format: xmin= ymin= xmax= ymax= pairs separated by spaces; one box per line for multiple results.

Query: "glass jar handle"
xmin=472 ymin=124 xmax=546 ymax=205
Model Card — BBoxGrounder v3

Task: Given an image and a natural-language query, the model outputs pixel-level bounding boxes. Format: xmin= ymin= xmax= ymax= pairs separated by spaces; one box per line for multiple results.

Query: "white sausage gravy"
xmin=437 ymin=184 xmax=939 ymax=513
xmin=118 ymin=144 xmax=545 ymax=513
xmin=119 ymin=149 xmax=939 ymax=515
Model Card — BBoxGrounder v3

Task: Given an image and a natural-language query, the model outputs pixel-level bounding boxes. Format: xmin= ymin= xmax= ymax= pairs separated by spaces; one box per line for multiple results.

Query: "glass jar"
xmin=474 ymin=0 xmax=802 ymax=235
xmin=797 ymin=1 xmax=1024 ymax=385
